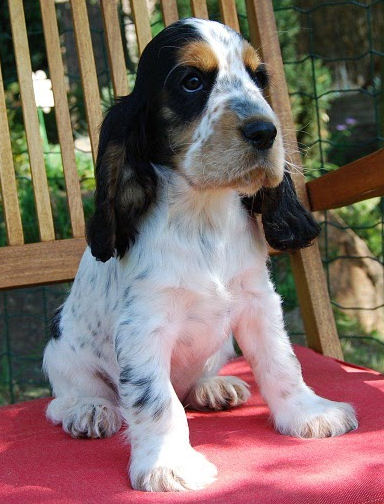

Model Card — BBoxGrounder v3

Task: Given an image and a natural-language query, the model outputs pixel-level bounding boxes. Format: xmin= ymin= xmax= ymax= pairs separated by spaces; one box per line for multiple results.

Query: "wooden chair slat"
xmin=8 ymin=0 xmax=55 ymax=242
xmin=40 ymin=0 xmax=85 ymax=238
xmin=70 ymin=0 xmax=103 ymax=164
xmin=245 ymin=0 xmax=343 ymax=359
xmin=101 ymin=0 xmax=130 ymax=97
xmin=190 ymin=0 xmax=209 ymax=19
xmin=2 ymin=0 xmax=377 ymax=365
xmin=161 ymin=0 xmax=179 ymax=26
xmin=219 ymin=0 xmax=240 ymax=32
xmin=0 ymin=238 xmax=86 ymax=290
xmin=0 ymin=60 xmax=24 ymax=246
xmin=130 ymin=0 xmax=152 ymax=56
xmin=308 ymin=148 xmax=384 ymax=211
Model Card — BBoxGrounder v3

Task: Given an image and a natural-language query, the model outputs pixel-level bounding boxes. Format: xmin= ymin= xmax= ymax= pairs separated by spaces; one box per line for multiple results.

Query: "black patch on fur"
xmin=50 ymin=306 xmax=63 ymax=339
xmin=120 ymin=368 xmax=161 ymax=414
xmin=163 ymin=67 xmax=217 ymax=131
xmin=105 ymin=274 xmax=112 ymax=294
xmin=152 ymin=397 xmax=169 ymax=421
xmin=246 ymin=63 xmax=269 ymax=90
xmin=242 ymin=172 xmax=321 ymax=250
xmin=123 ymin=296 xmax=136 ymax=310
xmin=131 ymin=376 xmax=153 ymax=388
xmin=119 ymin=366 xmax=134 ymax=384
xmin=119 ymin=365 xmax=168 ymax=419
xmin=133 ymin=383 xmax=152 ymax=410
xmin=134 ymin=268 xmax=150 ymax=281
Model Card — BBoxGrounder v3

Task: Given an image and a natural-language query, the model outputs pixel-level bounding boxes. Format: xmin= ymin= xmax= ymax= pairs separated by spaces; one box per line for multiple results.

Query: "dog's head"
xmin=87 ymin=18 xmax=320 ymax=261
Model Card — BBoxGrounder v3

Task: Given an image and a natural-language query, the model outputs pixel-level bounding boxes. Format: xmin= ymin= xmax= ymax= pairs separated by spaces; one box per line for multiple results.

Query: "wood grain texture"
xmin=307 ymin=148 xmax=384 ymax=211
xmin=219 ymin=0 xmax=240 ymax=32
xmin=70 ymin=0 xmax=103 ymax=164
xmin=0 ymin=238 xmax=87 ymax=289
xmin=40 ymin=0 xmax=85 ymax=238
xmin=190 ymin=0 xmax=209 ymax=19
xmin=160 ymin=0 xmax=179 ymax=26
xmin=130 ymin=0 xmax=152 ymax=55
xmin=8 ymin=0 xmax=55 ymax=242
xmin=246 ymin=0 xmax=343 ymax=359
xmin=101 ymin=0 xmax=130 ymax=97
xmin=0 ymin=60 xmax=24 ymax=246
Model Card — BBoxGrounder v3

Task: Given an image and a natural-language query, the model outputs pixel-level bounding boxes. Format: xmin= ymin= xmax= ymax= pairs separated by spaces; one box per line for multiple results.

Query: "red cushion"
xmin=1 ymin=345 xmax=383 ymax=504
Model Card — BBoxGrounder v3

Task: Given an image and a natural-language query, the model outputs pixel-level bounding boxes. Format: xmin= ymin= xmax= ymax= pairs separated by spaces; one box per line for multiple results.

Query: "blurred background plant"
xmin=0 ymin=0 xmax=383 ymax=404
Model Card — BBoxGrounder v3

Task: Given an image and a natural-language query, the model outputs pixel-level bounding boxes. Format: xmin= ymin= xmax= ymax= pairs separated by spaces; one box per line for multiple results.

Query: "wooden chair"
xmin=1 ymin=0 xmax=383 ymax=360
xmin=1 ymin=3 xmax=384 ymax=503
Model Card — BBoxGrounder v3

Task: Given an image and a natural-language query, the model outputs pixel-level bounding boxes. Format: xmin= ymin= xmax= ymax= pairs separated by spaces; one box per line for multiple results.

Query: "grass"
xmin=341 ymin=336 xmax=384 ymax=372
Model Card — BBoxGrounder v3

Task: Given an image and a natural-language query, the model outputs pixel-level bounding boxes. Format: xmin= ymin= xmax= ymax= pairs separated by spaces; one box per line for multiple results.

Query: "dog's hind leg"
xmin=184 ymin=337 xmax=251 ymax=411
xmin=43 ymin=338 xmax=122 ymax=439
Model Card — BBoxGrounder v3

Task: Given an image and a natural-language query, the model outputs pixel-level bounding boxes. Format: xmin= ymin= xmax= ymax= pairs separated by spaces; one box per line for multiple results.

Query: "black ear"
xmin=87 ymin=94 xmax=157 ymax=262
xmin=242 ymin=172 xmax=320 ymax=251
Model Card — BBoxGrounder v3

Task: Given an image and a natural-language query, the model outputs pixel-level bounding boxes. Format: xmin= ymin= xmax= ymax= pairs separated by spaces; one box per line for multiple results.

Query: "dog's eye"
xmin=250 ymin=64 xmax=269 ymax=90
xmin=181 ymin=73 xmax=203 ymax=93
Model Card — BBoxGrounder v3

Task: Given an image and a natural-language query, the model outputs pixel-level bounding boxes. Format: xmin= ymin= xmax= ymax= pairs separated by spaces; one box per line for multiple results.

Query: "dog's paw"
xmin=130 ymin=447 xmax=217 ymax=492
xmin=47 ymin=397 xmax=122 ymax=438
xmin=186 ymin=375 xmax=250 ymax=411
xmin=274 ymin=394 xmax=358 ymax=438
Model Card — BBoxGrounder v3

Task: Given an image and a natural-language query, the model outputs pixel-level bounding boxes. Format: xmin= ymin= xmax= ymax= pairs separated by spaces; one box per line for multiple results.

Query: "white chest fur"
xmin=70 ymin=171 xmax=271 ymax=399
xmin=113 ymin=172 xmax=271 ymax=398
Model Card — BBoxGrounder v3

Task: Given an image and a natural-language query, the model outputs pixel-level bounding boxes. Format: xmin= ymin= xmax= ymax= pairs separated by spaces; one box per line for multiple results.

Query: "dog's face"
xmin=150 ymin=19 xmax=284 ymax=194
xmin=87 ymin=18 xmax=320 ymax=262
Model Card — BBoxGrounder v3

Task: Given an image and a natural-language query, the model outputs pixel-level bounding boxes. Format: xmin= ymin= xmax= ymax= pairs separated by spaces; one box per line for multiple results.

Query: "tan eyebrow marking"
xmin=242 ymin=41 xmax=261 ymax=72
xmin=178 ymin=41 xmax=219 ymax=72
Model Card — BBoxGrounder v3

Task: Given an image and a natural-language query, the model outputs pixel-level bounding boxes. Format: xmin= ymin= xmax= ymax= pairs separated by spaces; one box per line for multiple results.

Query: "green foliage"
xmin=336 ymin=309 xmax=384 ymax=372
xmin=337 ymin=198 xmax=383 ymax=258
xmin=341 ymin=337 xmax=384 ymax=373
xmin=270 ymin=255 xmax=298 ymax=312
xmin=0 ymin=84 xmax=95 ymax=245
xmin=0 ymin=1 xmax=47 ymax=86
xmin=273 ymin=2 xmax=333 ymax=174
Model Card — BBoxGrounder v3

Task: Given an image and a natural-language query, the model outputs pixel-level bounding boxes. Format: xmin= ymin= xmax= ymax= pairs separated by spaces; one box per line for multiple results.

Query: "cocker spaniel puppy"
xmin=43 ymin=18 xmax=357 ymax=492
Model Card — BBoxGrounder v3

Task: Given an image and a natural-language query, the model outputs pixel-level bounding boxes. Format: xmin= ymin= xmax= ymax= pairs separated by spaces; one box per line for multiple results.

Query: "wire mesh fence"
xmin=0 ymin=0 xmax=383 ymax=404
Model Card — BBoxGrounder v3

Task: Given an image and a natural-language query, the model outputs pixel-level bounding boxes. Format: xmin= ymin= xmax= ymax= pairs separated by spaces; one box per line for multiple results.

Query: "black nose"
xmin=241 ymin=121 xmax=277 ymax=150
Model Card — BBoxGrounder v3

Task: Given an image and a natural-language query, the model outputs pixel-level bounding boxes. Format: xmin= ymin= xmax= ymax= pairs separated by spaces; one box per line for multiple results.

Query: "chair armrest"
xmin=307 ymin=148 xmax=384 ymax=211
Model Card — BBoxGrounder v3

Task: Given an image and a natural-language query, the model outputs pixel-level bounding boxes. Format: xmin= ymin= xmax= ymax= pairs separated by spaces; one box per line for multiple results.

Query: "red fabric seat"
xmin=1 ymin=345 xmax=383 ymax=504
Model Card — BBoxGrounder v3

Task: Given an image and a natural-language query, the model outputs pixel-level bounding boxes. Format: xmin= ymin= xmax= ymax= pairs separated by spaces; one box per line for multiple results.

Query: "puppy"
xmin=43 ymin=18 xmax=357 ymax=492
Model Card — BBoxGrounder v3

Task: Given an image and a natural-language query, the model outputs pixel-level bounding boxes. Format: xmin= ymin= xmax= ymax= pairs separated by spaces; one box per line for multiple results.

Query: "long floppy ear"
xmin=242 ymin=171 xmax=320 ymax=251
xmin=87 ymin=94 xmax=157 ymax=262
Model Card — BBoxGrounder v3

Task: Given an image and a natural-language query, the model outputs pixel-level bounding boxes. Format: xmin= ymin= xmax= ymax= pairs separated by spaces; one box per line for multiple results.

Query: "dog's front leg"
xmin=116 ymin=319 xmax=217 ymax=492
xmin=233 ymin=288 xmax=358 ymax=438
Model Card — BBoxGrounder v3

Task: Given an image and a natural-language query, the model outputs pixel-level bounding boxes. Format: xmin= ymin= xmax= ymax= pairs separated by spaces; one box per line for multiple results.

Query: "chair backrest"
xmin=1 ymin=0 xmax=383 ymax=360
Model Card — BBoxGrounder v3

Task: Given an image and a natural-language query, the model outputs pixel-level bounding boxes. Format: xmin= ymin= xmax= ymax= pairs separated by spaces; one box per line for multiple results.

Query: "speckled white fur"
xmin=181 ymin=19 xmax=284 ymax=188
xmin=43 ymin=18 xmax=357 ymax=493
